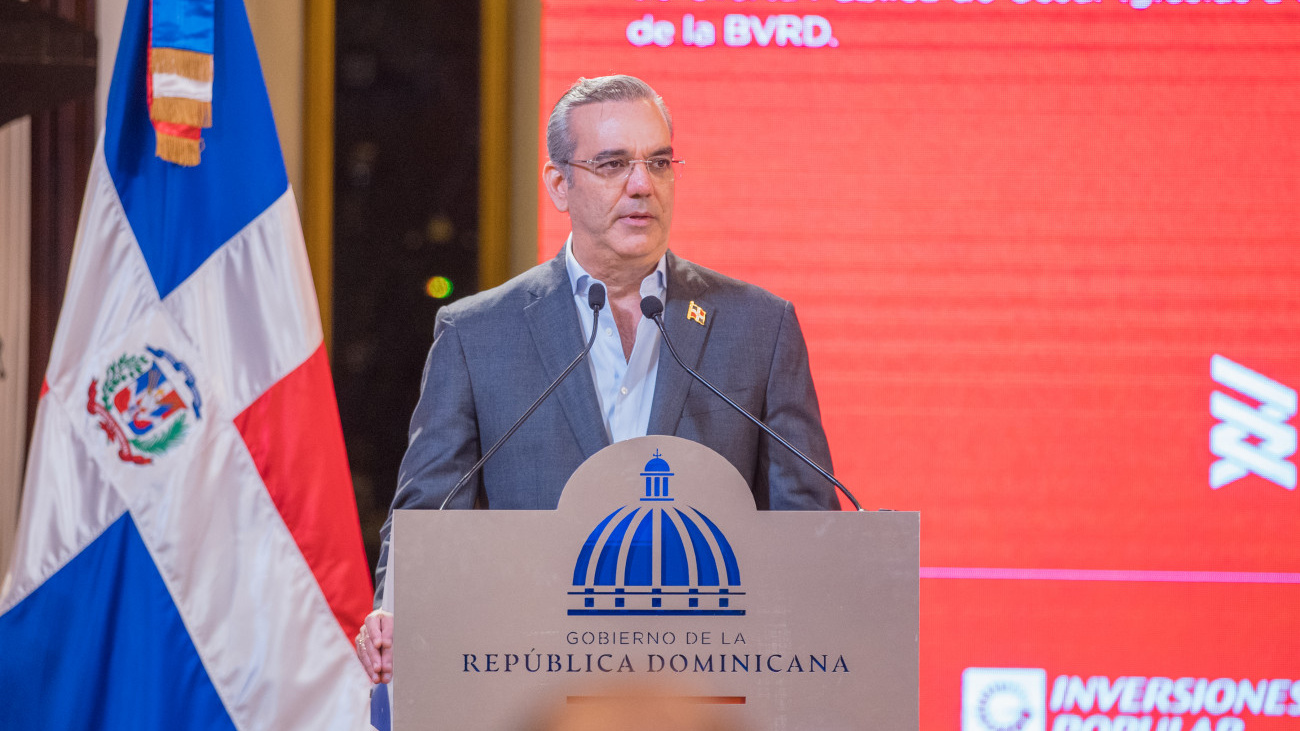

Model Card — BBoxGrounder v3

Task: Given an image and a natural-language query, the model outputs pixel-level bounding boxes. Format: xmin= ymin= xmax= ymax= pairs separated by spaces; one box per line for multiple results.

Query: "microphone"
xmin=640 ymin=295 xmax=865 ymax=511
xmin=438 ymin=283 xmax=607 ymax=509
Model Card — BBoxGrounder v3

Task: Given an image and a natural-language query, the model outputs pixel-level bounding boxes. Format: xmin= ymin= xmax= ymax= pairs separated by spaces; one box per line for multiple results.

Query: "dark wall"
xmin=20 ymin=0 xmax=97 ymax=447
xmin=333 ymin=0 xmax=481 ymax=575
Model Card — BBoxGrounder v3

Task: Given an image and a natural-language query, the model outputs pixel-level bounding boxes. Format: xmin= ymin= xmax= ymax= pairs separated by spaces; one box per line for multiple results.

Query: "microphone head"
xmin=640 ymin=295 xmax=665 ymax=319
xmin=587 ymin=282 xmax=606 ymax=311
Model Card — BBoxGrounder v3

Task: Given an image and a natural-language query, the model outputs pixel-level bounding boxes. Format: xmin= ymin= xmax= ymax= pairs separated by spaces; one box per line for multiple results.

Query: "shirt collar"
xmin=564 ymin=234 xmax=668 ymax=300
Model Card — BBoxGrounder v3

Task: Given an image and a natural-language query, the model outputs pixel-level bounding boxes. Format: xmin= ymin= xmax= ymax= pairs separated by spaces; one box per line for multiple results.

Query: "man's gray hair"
xmin=546 ymin=75 xmax=673 ymax=174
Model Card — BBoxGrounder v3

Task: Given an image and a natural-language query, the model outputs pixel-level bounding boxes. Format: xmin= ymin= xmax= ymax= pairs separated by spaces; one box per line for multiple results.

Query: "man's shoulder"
xmin=436 ymin=254 xmax=566 ymax=326
xmin=669 ymin=252 xmax=789 ymax=312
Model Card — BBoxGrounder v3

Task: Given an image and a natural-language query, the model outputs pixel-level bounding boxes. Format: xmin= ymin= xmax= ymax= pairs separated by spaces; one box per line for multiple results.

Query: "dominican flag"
xmin=0 ymin=0 xmax=373 ymax=728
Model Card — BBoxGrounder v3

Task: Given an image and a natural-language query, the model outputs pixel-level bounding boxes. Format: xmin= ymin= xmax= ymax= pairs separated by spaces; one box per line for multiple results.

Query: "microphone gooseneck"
xmin=439 ymin=283 xmax=607 ymax=509
xmin=640 ymin=295 xmax=865 ymax=511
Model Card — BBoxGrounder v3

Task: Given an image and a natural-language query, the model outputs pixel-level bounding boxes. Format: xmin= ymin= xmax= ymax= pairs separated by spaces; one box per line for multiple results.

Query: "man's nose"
xmin=624 ymin=160 xmax=654 ymax=195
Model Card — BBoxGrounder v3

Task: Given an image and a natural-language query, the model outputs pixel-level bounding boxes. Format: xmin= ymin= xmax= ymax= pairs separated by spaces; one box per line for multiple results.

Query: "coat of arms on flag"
xmin=88 ymin=346 xmax=203 ymax=464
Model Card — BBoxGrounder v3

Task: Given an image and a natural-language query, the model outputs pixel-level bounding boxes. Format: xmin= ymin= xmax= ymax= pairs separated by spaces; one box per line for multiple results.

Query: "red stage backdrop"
xmin=540 ymin=2 xmax=1300 ymax=729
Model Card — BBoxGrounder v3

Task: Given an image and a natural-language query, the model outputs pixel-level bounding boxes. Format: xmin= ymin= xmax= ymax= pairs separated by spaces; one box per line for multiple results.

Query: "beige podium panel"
xmin=394 ymin=435 xmax=918 ymax=731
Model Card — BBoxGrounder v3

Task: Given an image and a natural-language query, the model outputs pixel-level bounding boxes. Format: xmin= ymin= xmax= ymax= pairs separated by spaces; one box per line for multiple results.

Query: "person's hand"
xmin=355 ymin=609 xmax=394 ymax=684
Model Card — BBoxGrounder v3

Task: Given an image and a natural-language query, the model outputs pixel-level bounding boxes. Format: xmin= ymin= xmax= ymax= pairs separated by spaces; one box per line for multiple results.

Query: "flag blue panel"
xmin=104 ymin=0 xmax=287 ymax=299
xmin=370 ymin=684 xmax=392 ymax=731
xmin=0 ymin=514 xmax=236 ymax=731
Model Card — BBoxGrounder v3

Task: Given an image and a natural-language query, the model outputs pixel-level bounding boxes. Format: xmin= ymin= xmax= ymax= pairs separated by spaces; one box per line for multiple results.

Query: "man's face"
xmin=544 ymin=99 xmax=675 ymax=273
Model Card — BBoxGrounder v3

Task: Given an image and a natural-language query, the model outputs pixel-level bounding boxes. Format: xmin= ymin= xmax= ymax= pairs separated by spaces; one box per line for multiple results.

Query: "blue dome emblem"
xmin=569 ymin=450 xmax=744 ymax=616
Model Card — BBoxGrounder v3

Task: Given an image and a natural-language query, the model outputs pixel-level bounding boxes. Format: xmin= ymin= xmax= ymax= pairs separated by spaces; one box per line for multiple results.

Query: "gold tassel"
xmin=156 ymin=132 xmax=201 ymax=167
xmin=151 ymin=97 xmax=212 ymax=128
xmin=151 ymin=47 xmax=214 ymax=82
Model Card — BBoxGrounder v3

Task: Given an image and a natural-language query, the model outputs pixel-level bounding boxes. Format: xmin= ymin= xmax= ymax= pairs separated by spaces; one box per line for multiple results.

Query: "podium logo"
xmin=963 ymin=668 xmax=1048 ymax=731
xmin=1209 ymin=355 xmax=1296 ymax=490
xmin=568 ymin=449 xmax=745 ymax=616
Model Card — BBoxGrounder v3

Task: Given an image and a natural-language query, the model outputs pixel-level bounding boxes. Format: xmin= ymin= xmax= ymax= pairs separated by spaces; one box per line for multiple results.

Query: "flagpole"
xmin=305 ymin=0 xmax=336 ymax=355
xmin=479 ymin=0 xmax=511 ymax=290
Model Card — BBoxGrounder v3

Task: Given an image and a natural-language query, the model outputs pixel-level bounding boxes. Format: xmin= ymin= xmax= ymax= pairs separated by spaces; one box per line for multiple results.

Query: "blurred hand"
xmin=355 ymin=609 xmax=394 ymax=684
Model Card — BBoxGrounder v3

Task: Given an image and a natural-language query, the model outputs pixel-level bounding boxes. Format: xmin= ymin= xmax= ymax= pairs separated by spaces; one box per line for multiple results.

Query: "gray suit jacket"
xmin=374 ymin=250 xmax=836 ymax=595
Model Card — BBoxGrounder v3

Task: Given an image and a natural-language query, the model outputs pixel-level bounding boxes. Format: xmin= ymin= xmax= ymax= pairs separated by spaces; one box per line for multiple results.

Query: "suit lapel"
xmin=648 ymin=251 xmax=714 ymax=435
xmin=524 ymin=255 xmax=611 ymax=461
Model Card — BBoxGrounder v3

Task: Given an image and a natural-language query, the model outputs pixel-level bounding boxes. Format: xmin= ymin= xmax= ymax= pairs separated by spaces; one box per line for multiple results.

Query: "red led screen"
xmin=540 ymin=2 xmax=1300 ymax=728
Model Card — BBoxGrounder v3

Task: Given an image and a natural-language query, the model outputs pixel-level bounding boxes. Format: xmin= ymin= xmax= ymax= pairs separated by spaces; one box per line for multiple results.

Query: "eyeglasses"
xmin=563 ymin=157 xmax=685 ymax=183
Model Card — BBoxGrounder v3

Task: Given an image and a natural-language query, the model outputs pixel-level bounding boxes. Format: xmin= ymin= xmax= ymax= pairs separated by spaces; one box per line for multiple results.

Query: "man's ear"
xmin=542 ymin=160 xmax=569 ymax=213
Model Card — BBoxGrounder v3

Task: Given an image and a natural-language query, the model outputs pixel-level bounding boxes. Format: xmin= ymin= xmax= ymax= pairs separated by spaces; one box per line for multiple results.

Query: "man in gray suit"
xmin=355 ymin=75 xmax=837 ymax=684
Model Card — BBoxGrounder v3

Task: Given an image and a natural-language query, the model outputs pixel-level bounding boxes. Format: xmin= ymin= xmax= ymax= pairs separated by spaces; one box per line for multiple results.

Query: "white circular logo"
xmin=977 ymin=682 xmax=1034 ymax=731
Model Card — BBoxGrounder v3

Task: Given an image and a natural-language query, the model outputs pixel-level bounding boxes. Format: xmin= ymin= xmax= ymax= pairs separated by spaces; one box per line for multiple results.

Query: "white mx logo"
xmin=1210 ymin=354 xmax=1296 ymax=490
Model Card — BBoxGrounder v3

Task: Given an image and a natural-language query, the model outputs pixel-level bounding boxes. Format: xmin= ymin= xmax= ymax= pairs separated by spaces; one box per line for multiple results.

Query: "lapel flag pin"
xmin=687 ymin=300 xmax=707 ymax=326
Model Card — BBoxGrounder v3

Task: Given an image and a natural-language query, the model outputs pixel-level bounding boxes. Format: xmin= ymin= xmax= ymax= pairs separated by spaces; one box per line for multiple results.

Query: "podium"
xmin=392 ymin=436 xmax=918 ymax=730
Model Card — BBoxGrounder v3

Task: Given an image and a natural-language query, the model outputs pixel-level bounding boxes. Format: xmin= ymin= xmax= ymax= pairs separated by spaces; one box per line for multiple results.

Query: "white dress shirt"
xmin=565 ymin=237 xmax=666 ymax=443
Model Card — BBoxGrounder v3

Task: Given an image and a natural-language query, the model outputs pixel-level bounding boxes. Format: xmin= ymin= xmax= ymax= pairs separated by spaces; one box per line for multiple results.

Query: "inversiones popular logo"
xmin=88 ymin=346 xmax=203 ymax=465
xmin=568 ymin=449 xmax=744 ymax=616
xmin=963 ymin=668 xmax=1048 ymax=731
xmin=1209 ymin=354 xmax=1296 ymax=490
